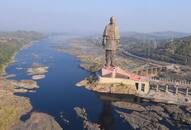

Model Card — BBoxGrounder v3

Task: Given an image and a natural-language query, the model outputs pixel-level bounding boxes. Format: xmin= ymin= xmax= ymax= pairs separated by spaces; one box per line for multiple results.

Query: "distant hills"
xmin=163 ymin=35 xmax=191 ymax=64
xmin=120 ymin=31 xmax=191 ymax=65
xmin=148 ymin=31 xmax=191 ymax=40
xmin=121 ymin=31 xmax=191 ymax=43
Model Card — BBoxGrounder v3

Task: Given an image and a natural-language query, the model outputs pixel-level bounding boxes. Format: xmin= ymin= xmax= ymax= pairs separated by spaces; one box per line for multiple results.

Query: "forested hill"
xmin=0 ymin=31 xmax=44 ymax=73
xmin=126 ymin=34 xmax=191 ymax=65
xmin=163 ymin=35 xmax=191 ymax=64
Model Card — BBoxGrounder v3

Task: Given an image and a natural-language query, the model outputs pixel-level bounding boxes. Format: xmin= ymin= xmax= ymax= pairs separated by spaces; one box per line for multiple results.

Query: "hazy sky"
xmin=0 ymin=0 xmax=191 ymax=33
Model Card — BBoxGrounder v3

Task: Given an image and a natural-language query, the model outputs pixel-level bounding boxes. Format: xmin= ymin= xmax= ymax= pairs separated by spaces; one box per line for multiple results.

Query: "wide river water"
xmin=6 ymin=35 xmax=133 ymax=130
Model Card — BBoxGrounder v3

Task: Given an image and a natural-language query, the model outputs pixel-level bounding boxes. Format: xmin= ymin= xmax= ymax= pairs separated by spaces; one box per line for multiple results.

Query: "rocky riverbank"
xmin=115 ymin=102 xmax=191 ymax=130
xmin=0 ymin=62 xmax=61 ymax=130
xmin=0 ymin=67 xmax=61 ymax=130
xmin=0 ymin=79 xmax=32 ymax=130
xmin=0 ymin=78 xmax=62 ymax=130
xmin=97 ymin=93 xmax=191 ymax=130
xmin=76 ymin=79 xmax=137 ymax=95
xmin=12 ymin=112 xmax=62 ymax=130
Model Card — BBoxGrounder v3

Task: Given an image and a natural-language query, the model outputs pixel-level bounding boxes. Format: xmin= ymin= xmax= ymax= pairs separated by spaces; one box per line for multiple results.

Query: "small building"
xmin=98 ymin=67 xmax=150 ymax=95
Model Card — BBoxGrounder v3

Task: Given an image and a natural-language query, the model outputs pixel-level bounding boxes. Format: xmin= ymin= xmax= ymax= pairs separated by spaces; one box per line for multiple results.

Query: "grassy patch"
xmin=0 ymin=107 xmax=19 ymax=130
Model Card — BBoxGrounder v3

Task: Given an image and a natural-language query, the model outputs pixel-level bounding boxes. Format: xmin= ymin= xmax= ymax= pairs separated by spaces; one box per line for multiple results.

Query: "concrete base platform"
xmin=101 ymin=66 xmax=144 ymax=81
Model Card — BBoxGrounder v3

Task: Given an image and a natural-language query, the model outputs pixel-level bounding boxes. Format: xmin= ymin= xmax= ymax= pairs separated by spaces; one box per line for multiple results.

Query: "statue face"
xmin=110 ymin=16 xmax=116 ymax=24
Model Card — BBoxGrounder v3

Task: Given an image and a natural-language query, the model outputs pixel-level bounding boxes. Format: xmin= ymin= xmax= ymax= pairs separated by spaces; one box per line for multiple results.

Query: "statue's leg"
xmin=105 ymin=50 xmax=110 ymax=67
xmin=109 ymin=50 xmax=112 ymax=67
xmin=111 ymin=50 xmax=115 ymax=67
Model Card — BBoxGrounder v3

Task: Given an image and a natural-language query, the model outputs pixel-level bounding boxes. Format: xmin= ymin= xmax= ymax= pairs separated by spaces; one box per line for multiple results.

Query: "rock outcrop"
xmin=27 ymin=64 xmax=48 ymax=80
xmin=74 ymin=107 xmax=101 ymax=130
xmin=27 ymin=65 xmax=48 ymax=75
xmin=12 ymin=112 xmax=62 ymax=130
xmin=11 ymin=80 xmax=39 ymax=93
xmin=114 ymin=102 xmax=191 ymax=130
xmin=116 ymin=110 xmax=169 ymax=130
xmin=76 ymin=79 xmax=137 ymax=95
xmin=162 ymin=104 xmax=191 ymax=125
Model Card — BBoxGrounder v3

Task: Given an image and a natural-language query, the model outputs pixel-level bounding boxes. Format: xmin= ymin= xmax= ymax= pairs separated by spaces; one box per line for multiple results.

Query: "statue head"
xmin=110 ymin=16 xmax=116 ymax=24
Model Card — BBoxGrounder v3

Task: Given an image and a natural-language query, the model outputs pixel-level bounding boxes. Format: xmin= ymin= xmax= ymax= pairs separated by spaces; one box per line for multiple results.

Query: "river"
xmin=6 ymin=35 xmax=131 ymax=130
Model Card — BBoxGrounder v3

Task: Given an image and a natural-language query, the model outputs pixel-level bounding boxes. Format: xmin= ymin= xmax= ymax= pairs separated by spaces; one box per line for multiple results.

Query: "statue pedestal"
xmin=101 ymin=66 xmax=141 ymax=80
xmin=98 ymin=66 xmax=151 ymax=95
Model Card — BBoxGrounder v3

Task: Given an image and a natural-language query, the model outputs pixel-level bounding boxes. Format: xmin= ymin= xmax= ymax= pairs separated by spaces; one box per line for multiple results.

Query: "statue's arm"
xmin=116 ymin=26 xmax=120 ymax=44
xmin=102 ymin=26 xmax=107 ymax=47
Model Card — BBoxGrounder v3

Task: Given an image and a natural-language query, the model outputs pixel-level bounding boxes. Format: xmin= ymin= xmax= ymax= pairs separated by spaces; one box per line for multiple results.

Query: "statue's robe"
xmin=103 ymin=23 xmax=120 ymax=51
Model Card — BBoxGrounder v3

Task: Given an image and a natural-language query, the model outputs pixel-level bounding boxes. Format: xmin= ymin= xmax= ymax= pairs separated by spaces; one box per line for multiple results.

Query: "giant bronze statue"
xmin=102 ymin=16 xmax=120 ymax=67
